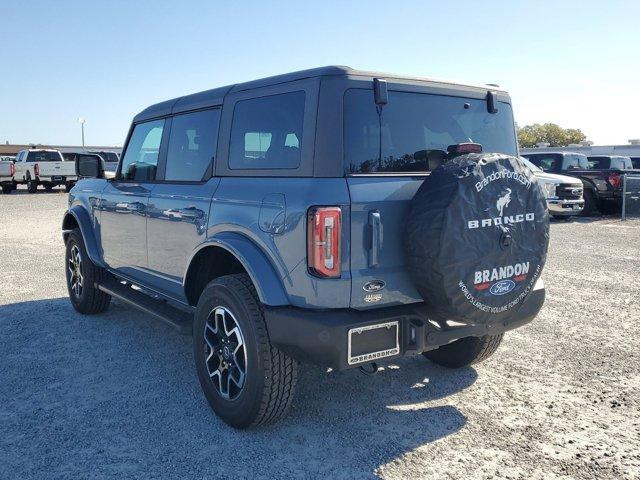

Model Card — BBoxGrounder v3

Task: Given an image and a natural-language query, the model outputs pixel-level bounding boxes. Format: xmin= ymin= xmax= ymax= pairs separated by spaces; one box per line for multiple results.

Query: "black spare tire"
xmin=405 ymin=153 xmax=549 ymax=325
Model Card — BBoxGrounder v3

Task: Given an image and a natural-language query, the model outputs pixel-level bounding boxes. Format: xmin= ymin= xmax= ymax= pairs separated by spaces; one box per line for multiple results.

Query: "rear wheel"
xmin=423 ymin=333 xmax=504 ymax=368
xmin=581 ymin=190 xmax=598 ymax=216
xmin=1 ymin=184 xmax=11 ymax=194
xmin=44 ymin=183 xmax=54 ymax=192
xmin=193 ymin=273 xmax=298 ymax=429
xmin=65 ymin=183 xmax=74 ymax=193
xmin=65 ymin=229 xmax=111 ymax=314
xmin=27 ymin=176 xmax=38 ymax=193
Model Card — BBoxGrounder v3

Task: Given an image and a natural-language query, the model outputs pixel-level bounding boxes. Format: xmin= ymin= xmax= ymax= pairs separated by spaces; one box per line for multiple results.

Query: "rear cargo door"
xmin=347 ymin=176 xmax=424 ymax=309
xmin=343 ymin=87 xmax=518 ymax=309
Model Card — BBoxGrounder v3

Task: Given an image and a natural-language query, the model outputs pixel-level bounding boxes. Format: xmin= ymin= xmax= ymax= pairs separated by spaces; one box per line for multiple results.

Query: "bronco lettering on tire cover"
xmin=404 ymin=153 xmax=549 ymax=325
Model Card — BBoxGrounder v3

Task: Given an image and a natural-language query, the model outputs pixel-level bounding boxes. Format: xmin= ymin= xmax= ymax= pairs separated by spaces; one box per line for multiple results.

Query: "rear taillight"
xmin=10 ymin=163 xmax=15 ymax=176
xmin=608 ymin=173 xmax=621 ymax=189
xmin=307 ymin=207 xmax=342 ymax=278
xmin=34 ymin=163 xmax=40 ymax=176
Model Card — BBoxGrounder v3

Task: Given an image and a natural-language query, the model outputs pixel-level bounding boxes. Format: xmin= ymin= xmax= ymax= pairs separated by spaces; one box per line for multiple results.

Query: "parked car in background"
xmin=587 ymin=155 xmax=635 ymax=170
xmin=88 ymin=150 xmax=119 ymax=178
xmin=521 ymin=151 xmax=638 ymax=214
xmin=14 ymin=149 xmax=78 ymax=193
xmin=521 ymin=157 xmax=583 ymax=219
xmin=64 ymin=150 xmax=120 ymax=179
xmin=63 ymin=66 xmax=549 ymax=428
xmin=0 ymin=159 xmax=16 ymax=194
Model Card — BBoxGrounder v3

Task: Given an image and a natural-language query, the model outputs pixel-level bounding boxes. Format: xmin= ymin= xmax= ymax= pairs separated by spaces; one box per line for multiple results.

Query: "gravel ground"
xmin=1 ymin=187 xmax=639 ymax=480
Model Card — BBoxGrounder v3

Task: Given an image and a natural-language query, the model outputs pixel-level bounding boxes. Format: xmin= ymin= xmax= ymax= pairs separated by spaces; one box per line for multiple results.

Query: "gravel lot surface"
xmin=1 ymin=187 xmax=639 ymax=479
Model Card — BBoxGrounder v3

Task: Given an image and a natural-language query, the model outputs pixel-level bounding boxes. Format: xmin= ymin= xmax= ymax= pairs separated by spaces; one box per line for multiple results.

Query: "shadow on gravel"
xmin=0 ymin=297 xmax=476 ymax=479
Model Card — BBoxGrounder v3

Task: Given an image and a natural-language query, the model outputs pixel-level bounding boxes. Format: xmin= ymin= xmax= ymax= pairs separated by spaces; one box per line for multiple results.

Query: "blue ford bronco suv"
xmin=63 ymin=67 xmax=549 ymax=428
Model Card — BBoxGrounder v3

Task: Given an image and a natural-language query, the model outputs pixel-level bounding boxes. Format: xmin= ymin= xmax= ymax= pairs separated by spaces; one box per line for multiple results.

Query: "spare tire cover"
xmin=404 ymin=153 xmax=549 ymax=325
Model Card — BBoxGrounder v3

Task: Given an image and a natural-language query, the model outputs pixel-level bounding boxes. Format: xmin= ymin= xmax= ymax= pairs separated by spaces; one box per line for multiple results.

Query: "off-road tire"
xmin=1 ymin=184 xmax=11 ymax=194
xmin=65 ymin=228 xmax=111 ymax=314
xmin=423 ymin=333 xmax=504 ymax=369
xmin=193 ymin=273 xmax=298 ymax=429
xmin=44 ymin=183 xmax=53 ymax=192
xmin=26 ymin=176 xmax=38 ymax=193
xmin=581 ymin=189 xmax=598 ymax=216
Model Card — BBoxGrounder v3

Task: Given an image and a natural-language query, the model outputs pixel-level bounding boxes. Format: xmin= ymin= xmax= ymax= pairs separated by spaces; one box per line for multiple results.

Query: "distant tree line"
xmin=516 ymin=123 xmax=588 ymax=148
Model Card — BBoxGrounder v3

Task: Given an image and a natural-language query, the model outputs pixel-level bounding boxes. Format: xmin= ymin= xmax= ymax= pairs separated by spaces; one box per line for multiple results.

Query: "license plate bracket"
xmin=348 ymin=321 xmax=400 ymax=365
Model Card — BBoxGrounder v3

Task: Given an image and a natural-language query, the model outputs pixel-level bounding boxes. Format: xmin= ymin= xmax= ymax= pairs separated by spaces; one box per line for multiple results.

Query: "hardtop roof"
xmin=134 ymin=65 xmax=508 ymax=122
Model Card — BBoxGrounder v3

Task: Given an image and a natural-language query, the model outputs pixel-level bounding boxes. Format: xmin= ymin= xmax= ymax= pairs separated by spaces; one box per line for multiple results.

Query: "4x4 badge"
xmin=363 ymin=280 xmax=386 ymax=292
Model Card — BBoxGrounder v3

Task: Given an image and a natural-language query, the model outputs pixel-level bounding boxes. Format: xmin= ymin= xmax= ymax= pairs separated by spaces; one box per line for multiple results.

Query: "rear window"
xmin=523 ymin=154 xmax=562 ymax=172
xmin=344 ymin=89 xmax=517 ymax=174
xmin=229 ymin=91 xmax=305 ymax=170
xmin=26 ymin=151 xmax=62 ymax=162
xmin=631 ymin=157 xmax=640 ymax=169
xmin=91 ymin=151 xmax=119 ymax=163
xmin=564 ymin=154 xmax=589 ymax=170
xmin=588 ymin=157 xmax=609 ymax=169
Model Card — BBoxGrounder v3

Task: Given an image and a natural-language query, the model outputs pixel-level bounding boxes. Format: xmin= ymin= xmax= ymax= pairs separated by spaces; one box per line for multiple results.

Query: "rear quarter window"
xmin=229 ymin=91 xmax=305 ymax=170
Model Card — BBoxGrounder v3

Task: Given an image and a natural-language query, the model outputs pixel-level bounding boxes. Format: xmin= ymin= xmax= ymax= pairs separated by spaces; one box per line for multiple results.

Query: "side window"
xmin=165 ymin=109 xmax=220 ymax=181
xmin=527 ymin=155 xmax=559 ymax=172
xmin=229 ymin=91 xmax=305 ymax=170
xmin=119 ymin=119 xmax=164 ymax=181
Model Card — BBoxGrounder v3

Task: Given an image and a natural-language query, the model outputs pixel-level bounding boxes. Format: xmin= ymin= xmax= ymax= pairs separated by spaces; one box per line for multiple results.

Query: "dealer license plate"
xmin=347 ymin=321 xmax=399 ymax=365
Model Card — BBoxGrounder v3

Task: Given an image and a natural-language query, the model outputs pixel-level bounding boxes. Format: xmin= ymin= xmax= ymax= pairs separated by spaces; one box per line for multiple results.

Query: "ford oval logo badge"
xmin=490 ymin=279 xmax=516 ymax=296
xmin=363 ymin=280 xmax=386 ymax=292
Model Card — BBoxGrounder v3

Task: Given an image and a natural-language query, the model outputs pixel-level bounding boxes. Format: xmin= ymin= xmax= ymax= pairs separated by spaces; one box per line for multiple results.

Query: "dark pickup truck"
xmin=521 ymin=151 xmax=639 ymax=214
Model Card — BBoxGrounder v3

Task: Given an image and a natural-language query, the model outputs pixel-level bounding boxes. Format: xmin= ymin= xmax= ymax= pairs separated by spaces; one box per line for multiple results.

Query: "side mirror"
xmin=76 ymin=154 xmax=104 ymax=178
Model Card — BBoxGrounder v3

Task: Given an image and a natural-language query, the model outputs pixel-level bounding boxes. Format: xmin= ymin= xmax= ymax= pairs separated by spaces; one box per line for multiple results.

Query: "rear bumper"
xmin=39 ymin=176 xmax=78 ymax=185
xmin=264 ymin=286 xmax=545 ymax=371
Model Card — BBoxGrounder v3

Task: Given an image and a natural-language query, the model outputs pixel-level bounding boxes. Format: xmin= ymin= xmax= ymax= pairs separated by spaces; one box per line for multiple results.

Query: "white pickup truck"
xmin=0 ymin=160 xmax=16 ymax=194
xmin=14 ymin=149 xmax=78 ymax=193
xmin=521 ymin=157 xmax=584 ymax=218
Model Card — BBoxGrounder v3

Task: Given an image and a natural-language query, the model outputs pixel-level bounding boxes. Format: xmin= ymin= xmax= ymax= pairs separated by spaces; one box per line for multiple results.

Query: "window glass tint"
xmin=631 ymin=157 xmax=640 ymax=169
xmin=564 ymin=154 xmax=588 ymax=169
xmin=588 ymin=157 xmax=608 ymax=169
xmin=613 ymin=157 xmax=633 ymax=169
xmin=345 ymin=89 xmax=517 ymax=173
xmin=229 ymin=91 xmax=305 ymax=169
xmin=165 ymin=109 xmax=220 ymax=181
xmin=120 ymin=119 xmax=164 ymax=181
xmin=524 ymin=154 xmax=562 ymax=172
xmin=26 ymin=151 xmax=61 ymax=162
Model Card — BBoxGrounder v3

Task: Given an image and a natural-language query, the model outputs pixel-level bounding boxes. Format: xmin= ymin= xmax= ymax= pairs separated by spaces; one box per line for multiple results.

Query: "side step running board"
xmin=97 ymin=280 xmax=193 ymax=335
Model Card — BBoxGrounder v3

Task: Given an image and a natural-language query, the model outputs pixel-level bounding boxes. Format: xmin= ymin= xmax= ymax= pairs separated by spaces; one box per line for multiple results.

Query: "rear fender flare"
xmin=62 ymin=206 xmax=105 ymax=268
xmin=185 ymin=232 xmax=289 ymax=306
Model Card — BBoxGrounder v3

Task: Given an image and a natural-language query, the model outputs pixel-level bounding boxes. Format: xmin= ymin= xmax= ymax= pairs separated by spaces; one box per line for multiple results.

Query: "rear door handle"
xmin=368 ymin=211 xmax=382 ymax=268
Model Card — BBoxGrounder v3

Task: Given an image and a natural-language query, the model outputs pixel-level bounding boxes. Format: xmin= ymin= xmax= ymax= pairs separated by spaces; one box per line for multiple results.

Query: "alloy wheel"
xmin=204 ymin=306 xmax=247 ymax=400
xmin=68 ymin=244 xmax=83 ymax=298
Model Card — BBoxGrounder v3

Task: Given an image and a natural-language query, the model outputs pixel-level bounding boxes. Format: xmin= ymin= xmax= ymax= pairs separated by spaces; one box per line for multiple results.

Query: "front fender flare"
xmin=186 ymin=232 xmax=290 ymax=306
xmin=62 ymin=206 xmax=105 ymax=268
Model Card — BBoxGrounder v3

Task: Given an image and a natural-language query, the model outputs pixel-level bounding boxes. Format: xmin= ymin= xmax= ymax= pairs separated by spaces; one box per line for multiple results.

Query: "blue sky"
xmin=1 ymin=0 xmax=638 ymax=146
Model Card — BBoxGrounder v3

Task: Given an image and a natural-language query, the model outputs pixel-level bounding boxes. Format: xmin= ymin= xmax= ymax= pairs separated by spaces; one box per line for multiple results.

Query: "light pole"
xmin=78 ymin=117 xmax=86 ymax=148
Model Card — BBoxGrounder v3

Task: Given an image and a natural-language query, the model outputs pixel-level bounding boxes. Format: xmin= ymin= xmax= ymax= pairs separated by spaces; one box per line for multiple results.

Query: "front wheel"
xmin=193 ymin=273 xmax=298 ymax=429
xmin=1 ymin=184 xmax=12 ymax=194
xmin=423 ymin=333 xmax=504 ymax=369
xmin=65 ymin=229 xmax=111 ymax=314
